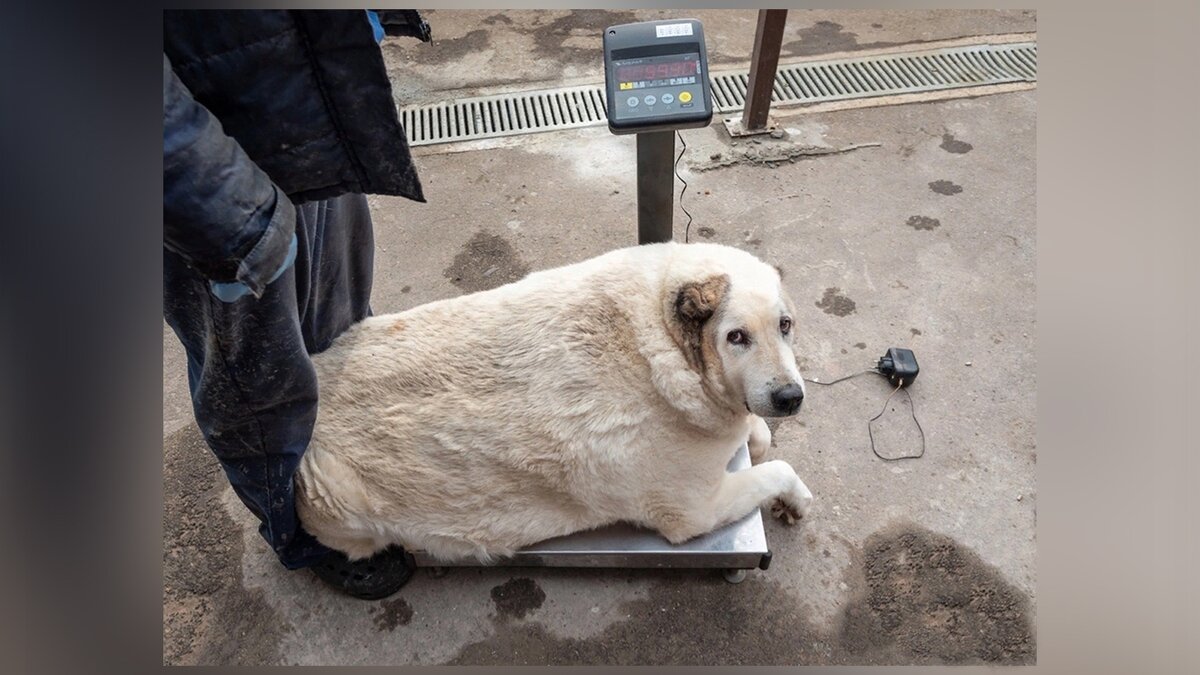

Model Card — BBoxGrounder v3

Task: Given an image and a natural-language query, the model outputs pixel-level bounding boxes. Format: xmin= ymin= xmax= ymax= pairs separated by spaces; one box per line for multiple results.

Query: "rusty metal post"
xmin=742 ymin=10 xmax=788 ymax=131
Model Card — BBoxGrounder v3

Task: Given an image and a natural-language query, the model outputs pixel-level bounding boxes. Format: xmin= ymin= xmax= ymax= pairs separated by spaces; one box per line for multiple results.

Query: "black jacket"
xmin=163 ymin=10 xmax=429 ymax=296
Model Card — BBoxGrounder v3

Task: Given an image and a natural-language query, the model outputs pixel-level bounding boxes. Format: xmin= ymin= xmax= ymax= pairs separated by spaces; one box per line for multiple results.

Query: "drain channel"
xmin=400 ymin=83 xmax=608 ymax=147
xmin=401 ymin=41 xmax=1036 ymax=147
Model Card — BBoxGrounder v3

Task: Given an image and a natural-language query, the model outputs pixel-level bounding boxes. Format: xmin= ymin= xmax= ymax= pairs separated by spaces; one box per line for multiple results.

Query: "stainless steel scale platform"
xmin=411 ymin=444 xmax=772 ymax=583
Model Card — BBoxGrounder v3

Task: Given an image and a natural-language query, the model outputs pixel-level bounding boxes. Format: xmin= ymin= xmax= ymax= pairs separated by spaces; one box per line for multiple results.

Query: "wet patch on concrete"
xmin=400 ymin=285 xmax=411 ymax=294
xmin=532 ymin=10 xmax=639 ymax=65
xmin=444 ymin=231 xmax=530 ymax=293
xmin=911 ymin=328 xmax=922 ymax=336
xmin=372 ymin=598 xmax=414 ymax=632
xmin=854 ymin=342 xmax=868 ymax=349
xmin=453 ymin=573 xmax=829 ymax=665
xmin=697 ymin=226 xmax=717 ymax=239
xmin=491 ymin=578 xmax=546 ymax=620
xmin=451 ymin=524 xmax=1034 ymax=666
xmin=482 ymin=13 xmax=513 ymax=25
xmin=162 ymin=427 xmax=284 ymax=665
xmin=837 ymin=524 xmax=1035 ymax=664
xmin=939 ymin=134 xmax=973 ymax=154
xmin=782 ymin=21 xmax=898 ymax=57
xmin=387 ymin=29 xmax=491 ymax=64
xmin=929 ymin=180 xmax=963 ymax=195
xmin=817 ymin=287 xmax=857 ymax=316
xmin=906 ymin=216 xmax=941 ymax=231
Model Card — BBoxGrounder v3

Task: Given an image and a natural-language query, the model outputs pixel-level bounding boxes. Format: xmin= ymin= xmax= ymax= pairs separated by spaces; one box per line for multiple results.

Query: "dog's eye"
xmin=780 ymin=317 xmax=792 ymax=335
xmin=727 ymin=329 xmax=749 ymax=345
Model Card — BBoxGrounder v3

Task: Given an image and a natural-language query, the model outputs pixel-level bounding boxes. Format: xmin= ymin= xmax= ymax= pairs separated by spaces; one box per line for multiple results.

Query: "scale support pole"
xmin=636 ymin=130 xmax=675 ymax=244
xmin=742 ymin=9 xmax=788 ymax=131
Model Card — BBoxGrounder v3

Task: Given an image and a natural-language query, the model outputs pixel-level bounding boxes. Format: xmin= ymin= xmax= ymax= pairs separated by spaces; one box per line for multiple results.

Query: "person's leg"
xmin=292 ymin=194 xmax=375 ymax=354
xmin=165 ymin=193 xmax=413 ymax=594
xmin=164 ymin=235 xmax=328 ymax=569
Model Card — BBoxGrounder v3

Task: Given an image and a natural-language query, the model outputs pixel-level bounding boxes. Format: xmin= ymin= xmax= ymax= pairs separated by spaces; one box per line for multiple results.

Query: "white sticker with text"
xmin=656 ymin=23 xmax=693 ymax=38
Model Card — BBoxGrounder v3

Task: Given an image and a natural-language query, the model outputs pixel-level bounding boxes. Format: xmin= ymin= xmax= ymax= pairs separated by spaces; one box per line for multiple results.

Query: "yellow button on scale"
xmin=679 ymin=91 xmax=693 ymax=103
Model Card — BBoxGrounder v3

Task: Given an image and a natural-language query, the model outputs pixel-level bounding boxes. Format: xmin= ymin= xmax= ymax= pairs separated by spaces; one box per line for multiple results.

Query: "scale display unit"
xmin=604 ymin=19 xmax=714 ymax=135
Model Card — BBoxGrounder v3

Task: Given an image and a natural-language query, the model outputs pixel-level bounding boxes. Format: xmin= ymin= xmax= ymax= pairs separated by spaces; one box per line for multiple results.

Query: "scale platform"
xmin=411 ymin=444 xmax=772 ymax=579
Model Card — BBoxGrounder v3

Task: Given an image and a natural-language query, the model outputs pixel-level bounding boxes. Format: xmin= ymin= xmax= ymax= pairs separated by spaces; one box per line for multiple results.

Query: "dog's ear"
xmin=675 ymin=274 xmax=729 ymax=325
xmin=667 ymin=274 xmax=729 ymax=371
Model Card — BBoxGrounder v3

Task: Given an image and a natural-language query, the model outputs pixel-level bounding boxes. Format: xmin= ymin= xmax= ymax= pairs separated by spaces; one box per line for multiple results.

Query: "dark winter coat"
xmin=163 ymin=9 xmax=429 ymax=296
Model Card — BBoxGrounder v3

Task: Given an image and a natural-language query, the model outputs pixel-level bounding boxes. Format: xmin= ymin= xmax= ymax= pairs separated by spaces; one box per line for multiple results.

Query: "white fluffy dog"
xmin=296 ymin=242 xmax=813 ymax=562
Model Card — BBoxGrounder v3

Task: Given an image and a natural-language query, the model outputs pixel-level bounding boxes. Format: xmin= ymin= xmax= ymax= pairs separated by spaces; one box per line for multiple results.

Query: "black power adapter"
xmin=877 ymin=348 xmax=919 ymax=388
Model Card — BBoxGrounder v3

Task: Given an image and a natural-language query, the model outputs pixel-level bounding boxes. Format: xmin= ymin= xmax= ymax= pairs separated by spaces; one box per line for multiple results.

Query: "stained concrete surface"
xmin=162 ymin=9 xmax=1036 ymax=665
xmin=380 ymin=8 xmax=1035 ymax=102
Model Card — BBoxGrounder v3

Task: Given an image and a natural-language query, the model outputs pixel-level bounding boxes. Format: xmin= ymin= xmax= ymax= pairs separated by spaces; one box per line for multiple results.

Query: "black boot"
xmin=310 ymin=545 xmax=416 ymax=600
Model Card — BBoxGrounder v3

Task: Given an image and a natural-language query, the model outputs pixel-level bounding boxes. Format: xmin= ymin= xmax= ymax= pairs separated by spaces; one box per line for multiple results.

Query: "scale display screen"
xmin=615 ymin=54 xmax=700 ymax=89
xmin=604 ymin=20 xmax=713 ymax=134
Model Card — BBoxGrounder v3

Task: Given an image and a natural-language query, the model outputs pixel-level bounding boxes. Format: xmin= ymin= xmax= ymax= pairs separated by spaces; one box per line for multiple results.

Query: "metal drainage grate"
xmin=708 ymin=42 xmax=1036 ymax=111
xmin=400 ymin=83 xmax=608 ymax=146
xmin=401 ymin=41 xmax=1036 ymax=147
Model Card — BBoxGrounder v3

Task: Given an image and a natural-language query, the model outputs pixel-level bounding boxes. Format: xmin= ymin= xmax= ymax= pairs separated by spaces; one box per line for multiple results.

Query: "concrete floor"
xmin=163 ymin=9 xmax=1036 ymax=665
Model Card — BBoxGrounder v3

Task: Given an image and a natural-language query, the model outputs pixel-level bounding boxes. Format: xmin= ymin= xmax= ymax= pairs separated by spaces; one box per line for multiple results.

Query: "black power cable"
xmin=804 ymin=369 xmax=878 ymax=387
xmin=866 ymin=380 xmax=926 ymax=461
xmin=803 ymin=367 xmax=926 ymax=462
xmin=674 ymin=130 xmax=694 ymax=243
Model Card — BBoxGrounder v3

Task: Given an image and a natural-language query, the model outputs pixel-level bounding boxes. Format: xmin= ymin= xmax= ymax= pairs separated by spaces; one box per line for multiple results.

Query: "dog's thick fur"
xmin=296 ymin=242 xmax=813 ymax=562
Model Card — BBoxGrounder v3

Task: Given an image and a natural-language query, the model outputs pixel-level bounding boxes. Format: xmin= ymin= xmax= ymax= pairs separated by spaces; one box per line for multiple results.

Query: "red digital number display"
xmin=617 ymin=59 xmax=697 ymax=82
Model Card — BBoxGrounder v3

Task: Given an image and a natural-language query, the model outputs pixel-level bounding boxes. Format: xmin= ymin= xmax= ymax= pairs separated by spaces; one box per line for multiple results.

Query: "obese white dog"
xmin=295 ymin=242 xmax=813 ymax=562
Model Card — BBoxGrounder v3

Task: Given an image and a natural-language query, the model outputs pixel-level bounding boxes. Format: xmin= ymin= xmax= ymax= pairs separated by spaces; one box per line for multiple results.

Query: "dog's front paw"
xmin=769 ymin=481 xmax=813 ymax=525
xmin=770 ymin=498 xmax=803 ymax=525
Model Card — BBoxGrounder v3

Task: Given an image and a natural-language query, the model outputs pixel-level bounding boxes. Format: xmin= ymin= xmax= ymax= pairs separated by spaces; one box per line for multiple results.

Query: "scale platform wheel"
xmin=722 ymin=568 xmax=747 ymax=584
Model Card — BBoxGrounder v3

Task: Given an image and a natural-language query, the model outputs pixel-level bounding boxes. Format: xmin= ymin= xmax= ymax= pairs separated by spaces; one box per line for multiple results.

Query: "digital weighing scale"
xmin=414 ymin=20 xmax=773 ymax=583
xmin=604 ymin=19 xmax=713 ymax=246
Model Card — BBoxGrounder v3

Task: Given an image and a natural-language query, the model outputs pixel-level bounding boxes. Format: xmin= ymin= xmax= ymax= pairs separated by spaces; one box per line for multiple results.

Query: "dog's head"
xmin=666 ymin=247 xmax=805 ymax=418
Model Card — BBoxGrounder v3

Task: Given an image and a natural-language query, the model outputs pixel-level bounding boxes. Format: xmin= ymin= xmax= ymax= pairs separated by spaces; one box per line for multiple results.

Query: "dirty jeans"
xmin=164 ymin=193 xmax=374 ymax=569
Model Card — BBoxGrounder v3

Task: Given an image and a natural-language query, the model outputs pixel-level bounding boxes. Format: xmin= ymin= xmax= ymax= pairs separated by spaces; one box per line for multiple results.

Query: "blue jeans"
xmin=164 ymin=193 xmax=374 ymax=569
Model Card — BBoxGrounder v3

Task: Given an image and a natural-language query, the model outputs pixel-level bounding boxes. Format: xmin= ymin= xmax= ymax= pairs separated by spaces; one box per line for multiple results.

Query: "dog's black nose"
xmin=771 ymin=384 xmax=805 ymax=415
